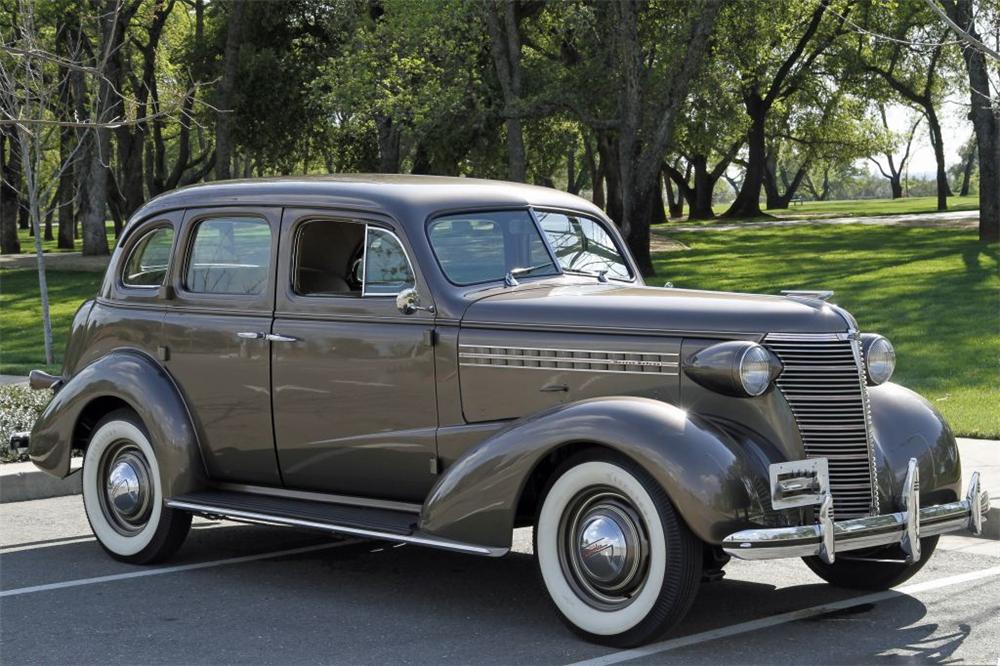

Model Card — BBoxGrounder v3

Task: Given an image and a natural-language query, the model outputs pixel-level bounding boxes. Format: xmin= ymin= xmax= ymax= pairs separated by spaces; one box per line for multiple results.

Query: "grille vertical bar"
xmin=765 ymin=333 xmax=878 ymax=519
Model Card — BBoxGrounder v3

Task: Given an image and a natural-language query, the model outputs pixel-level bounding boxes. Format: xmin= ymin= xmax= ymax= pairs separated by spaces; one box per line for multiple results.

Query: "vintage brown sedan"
xmin=22 ymin=175 xmax=988 ymax=646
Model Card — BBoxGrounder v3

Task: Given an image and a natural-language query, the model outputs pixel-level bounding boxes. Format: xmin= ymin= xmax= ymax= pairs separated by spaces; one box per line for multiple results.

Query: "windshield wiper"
xmin=504 ymin=262 xmax=555 ymax=287
xmin=509 ymin=262 xmax=554 ymax=277
xmin=562 ymin=268 xmax=610 ymax=283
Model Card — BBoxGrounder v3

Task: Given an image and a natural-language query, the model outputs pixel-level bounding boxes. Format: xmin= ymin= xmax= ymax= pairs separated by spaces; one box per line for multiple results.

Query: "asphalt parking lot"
xmin=1 ymin=495 xmax=998 ymax=665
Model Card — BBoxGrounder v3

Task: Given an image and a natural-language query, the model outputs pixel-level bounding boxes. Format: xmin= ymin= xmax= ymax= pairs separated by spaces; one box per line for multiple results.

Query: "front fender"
xmin=870 ymin=382 xmax=962 ymax=511
xmin=29 ymin=350 xmax=206 ymax=497
xmin=419 ymin=397 xmax=773 ymax=549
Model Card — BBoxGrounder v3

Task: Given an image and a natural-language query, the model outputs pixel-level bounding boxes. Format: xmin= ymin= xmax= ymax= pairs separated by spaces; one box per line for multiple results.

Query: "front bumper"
xmin=723 ymin=460 xmax=989 ymax=564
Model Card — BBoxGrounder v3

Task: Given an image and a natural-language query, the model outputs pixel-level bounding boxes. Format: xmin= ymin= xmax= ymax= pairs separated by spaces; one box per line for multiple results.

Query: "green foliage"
xmin=0 ymin=384 xmax=51 ymax=463
xmin=655 ymin=224 xmax=1000 ymax=438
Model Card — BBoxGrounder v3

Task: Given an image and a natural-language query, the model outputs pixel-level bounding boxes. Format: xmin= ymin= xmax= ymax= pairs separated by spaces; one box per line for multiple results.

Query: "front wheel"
xmin=82 ymin=409 xmax=191 ymax=564
xmin=534 ymin=452 xmax=702 ymax=648
xmin=803 ymin=535 xmax=939 ymax=590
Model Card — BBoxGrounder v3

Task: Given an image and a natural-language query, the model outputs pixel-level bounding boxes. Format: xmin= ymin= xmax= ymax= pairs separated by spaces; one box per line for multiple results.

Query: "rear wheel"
xmin=82 ymin=409 xmax=191 ymax=564
xmin=803 ymin=535 xmax=939 ymax=590
xmin=534 ymin=452 xmax=702 ymax=647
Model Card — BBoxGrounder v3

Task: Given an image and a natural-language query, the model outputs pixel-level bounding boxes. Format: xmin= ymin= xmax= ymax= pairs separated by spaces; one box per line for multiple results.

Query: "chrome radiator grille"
xmin=765 ymin=333 xmax=878 ymax=519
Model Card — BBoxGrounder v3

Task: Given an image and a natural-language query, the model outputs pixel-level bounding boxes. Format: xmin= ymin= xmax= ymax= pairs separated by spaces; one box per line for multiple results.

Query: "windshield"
xmin=535 ymin=210 xmax=632 ymax=280
xmin=428 ymin=209 xmax=631 ymax=286
xmin=428 ymin=210 xmax=558 ymax=285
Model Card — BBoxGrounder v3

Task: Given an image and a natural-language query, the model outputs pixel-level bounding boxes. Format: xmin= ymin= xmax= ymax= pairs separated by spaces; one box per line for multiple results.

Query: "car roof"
xmin=132 ymin=174 xmax=606 ymax=230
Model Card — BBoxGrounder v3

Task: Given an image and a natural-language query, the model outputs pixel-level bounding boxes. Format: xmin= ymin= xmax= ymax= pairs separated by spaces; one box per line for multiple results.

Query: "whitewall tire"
xmin=535 ymin=452 xmax=702 ymax=647
xmin=82 ymin=409 xmax=190 ymax=564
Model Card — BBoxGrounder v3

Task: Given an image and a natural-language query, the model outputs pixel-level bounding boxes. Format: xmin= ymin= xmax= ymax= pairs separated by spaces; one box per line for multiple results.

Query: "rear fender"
xmin=29 ymin=350 xmax=206 ymax=497
xmin=419 ymin=396 xmax=772 ymax=549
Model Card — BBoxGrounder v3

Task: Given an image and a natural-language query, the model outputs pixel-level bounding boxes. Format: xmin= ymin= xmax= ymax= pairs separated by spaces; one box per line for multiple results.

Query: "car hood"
xmin=461 ymin=283 xmax=853 ymax=336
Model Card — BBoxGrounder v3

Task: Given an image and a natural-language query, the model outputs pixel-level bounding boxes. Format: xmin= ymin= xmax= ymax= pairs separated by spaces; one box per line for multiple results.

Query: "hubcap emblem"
xmin=106 ymin=459 xmax=145 ymax=519
xmin=578 ymin=515 xmax=629 ymax=582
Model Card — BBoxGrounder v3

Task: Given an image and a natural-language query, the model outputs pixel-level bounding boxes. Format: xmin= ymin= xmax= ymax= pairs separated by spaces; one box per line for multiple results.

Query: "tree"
xmin=721 ymin=0 xmax=852 ymax=218
xmin=213 ymin=0 xmax=243 ymax=180
xmin=663 ymin=54 xmax=746 ymax=220
xmin=949 ymin=133 xmax=978 ymax=196
xmin=869 ymin=104 xmax=922 ymax=199
xmin=856 ymin=1 xmax=959 ymax=212
xmin=935 ymin=0 xmax=998 ymax=242
xmin=484 ymin=0 xmax=532 ymax=182
xmin=315 ymin=0 xmax=491 ymax=176
xmin=611 ymin=0 xmax=722 ymax=274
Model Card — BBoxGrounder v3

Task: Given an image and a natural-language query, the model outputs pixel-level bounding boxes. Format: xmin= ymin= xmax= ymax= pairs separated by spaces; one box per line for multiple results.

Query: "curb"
xmin=0 ymin=461 xmax=81 ymax=503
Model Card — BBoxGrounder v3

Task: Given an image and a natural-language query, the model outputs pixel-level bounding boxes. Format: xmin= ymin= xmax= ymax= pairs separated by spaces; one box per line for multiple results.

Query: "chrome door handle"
xmin=265 ymin=333 xmax=299 ymax=343
xmin=237 ymin=331 xmax=264 ymax=340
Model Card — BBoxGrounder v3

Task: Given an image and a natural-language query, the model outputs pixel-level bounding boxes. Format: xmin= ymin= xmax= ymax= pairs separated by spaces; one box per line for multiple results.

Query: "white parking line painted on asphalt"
xmin=0 ymin=521 xmax=236 ymax=554
xmin=0 ymin=539 xmax=361 ymax=598
xmin=567 ymin=566 xmax=1000 ymax=666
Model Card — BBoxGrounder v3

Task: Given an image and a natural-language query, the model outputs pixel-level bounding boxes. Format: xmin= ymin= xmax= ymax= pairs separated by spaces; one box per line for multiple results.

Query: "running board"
xmin=166 ymin=490 xmax=506 ymax=557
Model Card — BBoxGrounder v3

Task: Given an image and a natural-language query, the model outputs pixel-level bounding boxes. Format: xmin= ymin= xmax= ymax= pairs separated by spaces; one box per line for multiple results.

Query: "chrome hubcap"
xmin=559 ymin=489 xmax=649 ymax=610
xmin=99 ymin=443 xmax=152 ymax=535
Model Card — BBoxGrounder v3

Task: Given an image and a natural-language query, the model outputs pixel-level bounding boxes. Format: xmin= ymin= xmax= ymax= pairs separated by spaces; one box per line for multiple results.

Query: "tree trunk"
xmin=623 ymin=185 xmax=655 ymax=277
xmin=0 ymin=129 xmax=22 ymax=254
xmin=375 ymin=115 xmax=401 ymax=173
xmin=215 ymin=0 xmax=246 ymax=181
xmin=598 ymin=133 xmax=622 ymax=225
xmin=941 ymin=0 xmax=998 ymax=241
xmin=690 ymin=155 xmax=715 ymax=219
xmin=583 ymin=134 xmax=604 ymax=209
xmin=925 ymin=107 xmax=952 ymax=211
xmin=663 ymin=167 xmax=683 ymax=218
xmin=82 ymin=127 xmax=110 ymax=256
xmin=18 ymin=128 xmax=55 ymax=364
xmin=889 ymin=175 xmax=903 ymax=199
xmin=485 ymin=0 xmax=527 ymax=182
xmin=724 ymin=96 xmax=767 ymax=218
xmin=959 ymin=147 xmax=974 ymax=197
xmin=650 ymin=179 xmax=666 ymax=226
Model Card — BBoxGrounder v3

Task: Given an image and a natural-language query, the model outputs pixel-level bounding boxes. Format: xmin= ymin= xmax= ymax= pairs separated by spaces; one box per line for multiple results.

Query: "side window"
xmin=186 ymin=217 xmax=272 ymax=295
xmin=122 ymin=226 xmax=174 ymax=287
xmin=294 ymin=219 xmax=366 ymax=297
xmin=364 ymin=229 xmax=415 ymax=296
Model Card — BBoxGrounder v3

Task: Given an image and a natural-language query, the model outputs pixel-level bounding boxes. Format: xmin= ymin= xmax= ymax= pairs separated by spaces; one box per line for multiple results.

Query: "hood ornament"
xmin=781 ymin=289 xmax=833 ymax=302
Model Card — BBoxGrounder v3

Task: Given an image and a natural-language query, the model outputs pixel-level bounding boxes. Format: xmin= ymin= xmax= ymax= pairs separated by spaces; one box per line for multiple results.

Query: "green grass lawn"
xmin=13 ymin=221 xmax=119 ymax=254
xmin=0 ymin=269 xmax=103 ymax=375
xmin=667 ymin=195 xmax=980 ymax=225
xmin=654 ymin=224 xmax=1000 ymax=438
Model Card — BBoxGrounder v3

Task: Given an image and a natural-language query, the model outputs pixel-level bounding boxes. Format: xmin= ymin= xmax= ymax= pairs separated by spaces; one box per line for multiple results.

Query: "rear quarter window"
xmin=122 ymin=226 xmax=174 ymax=287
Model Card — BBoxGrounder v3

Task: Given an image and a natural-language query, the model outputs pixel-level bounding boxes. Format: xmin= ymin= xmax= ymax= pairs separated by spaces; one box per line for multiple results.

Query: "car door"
xmin=160 ymin=207 xmax=281 ymax=485
xmin=271 ymin=209 xmax=439 ymax=502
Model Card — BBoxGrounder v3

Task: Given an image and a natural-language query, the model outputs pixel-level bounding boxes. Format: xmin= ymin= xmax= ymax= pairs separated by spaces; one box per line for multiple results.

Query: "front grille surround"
xmin=765 ymin=332 xmax=880 ymax=519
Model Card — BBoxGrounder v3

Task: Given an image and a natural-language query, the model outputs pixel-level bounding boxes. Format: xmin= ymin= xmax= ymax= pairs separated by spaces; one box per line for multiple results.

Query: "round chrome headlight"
xmin=739 ymin=344 xmax=773 ymax=396
xmin=684 ymin=341 xmax=781 ymax=397
xmin=862 ymin=334 xmax=895 ymax=385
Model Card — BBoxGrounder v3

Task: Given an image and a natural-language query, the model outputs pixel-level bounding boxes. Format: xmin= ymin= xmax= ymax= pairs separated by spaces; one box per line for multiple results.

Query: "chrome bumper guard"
xmin=723 ymin=459 xmax=989 ymax=564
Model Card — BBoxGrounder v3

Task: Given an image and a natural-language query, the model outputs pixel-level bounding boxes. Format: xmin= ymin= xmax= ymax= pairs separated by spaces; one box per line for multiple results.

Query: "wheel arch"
xmin=419 ymin=396 xmax=773 ymax=550
xmin=29 ymin=349 xmax=207 ymax=497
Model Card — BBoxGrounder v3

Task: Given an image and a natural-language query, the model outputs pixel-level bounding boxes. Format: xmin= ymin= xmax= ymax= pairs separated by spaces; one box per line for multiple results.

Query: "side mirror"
xmin=396 ymin=288 xmax=434 ymax=315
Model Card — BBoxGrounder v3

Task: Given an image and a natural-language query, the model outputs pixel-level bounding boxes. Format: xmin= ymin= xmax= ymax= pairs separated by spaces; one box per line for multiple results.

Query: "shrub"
xmin=0 ymin=384 xmax=51 ymax=463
